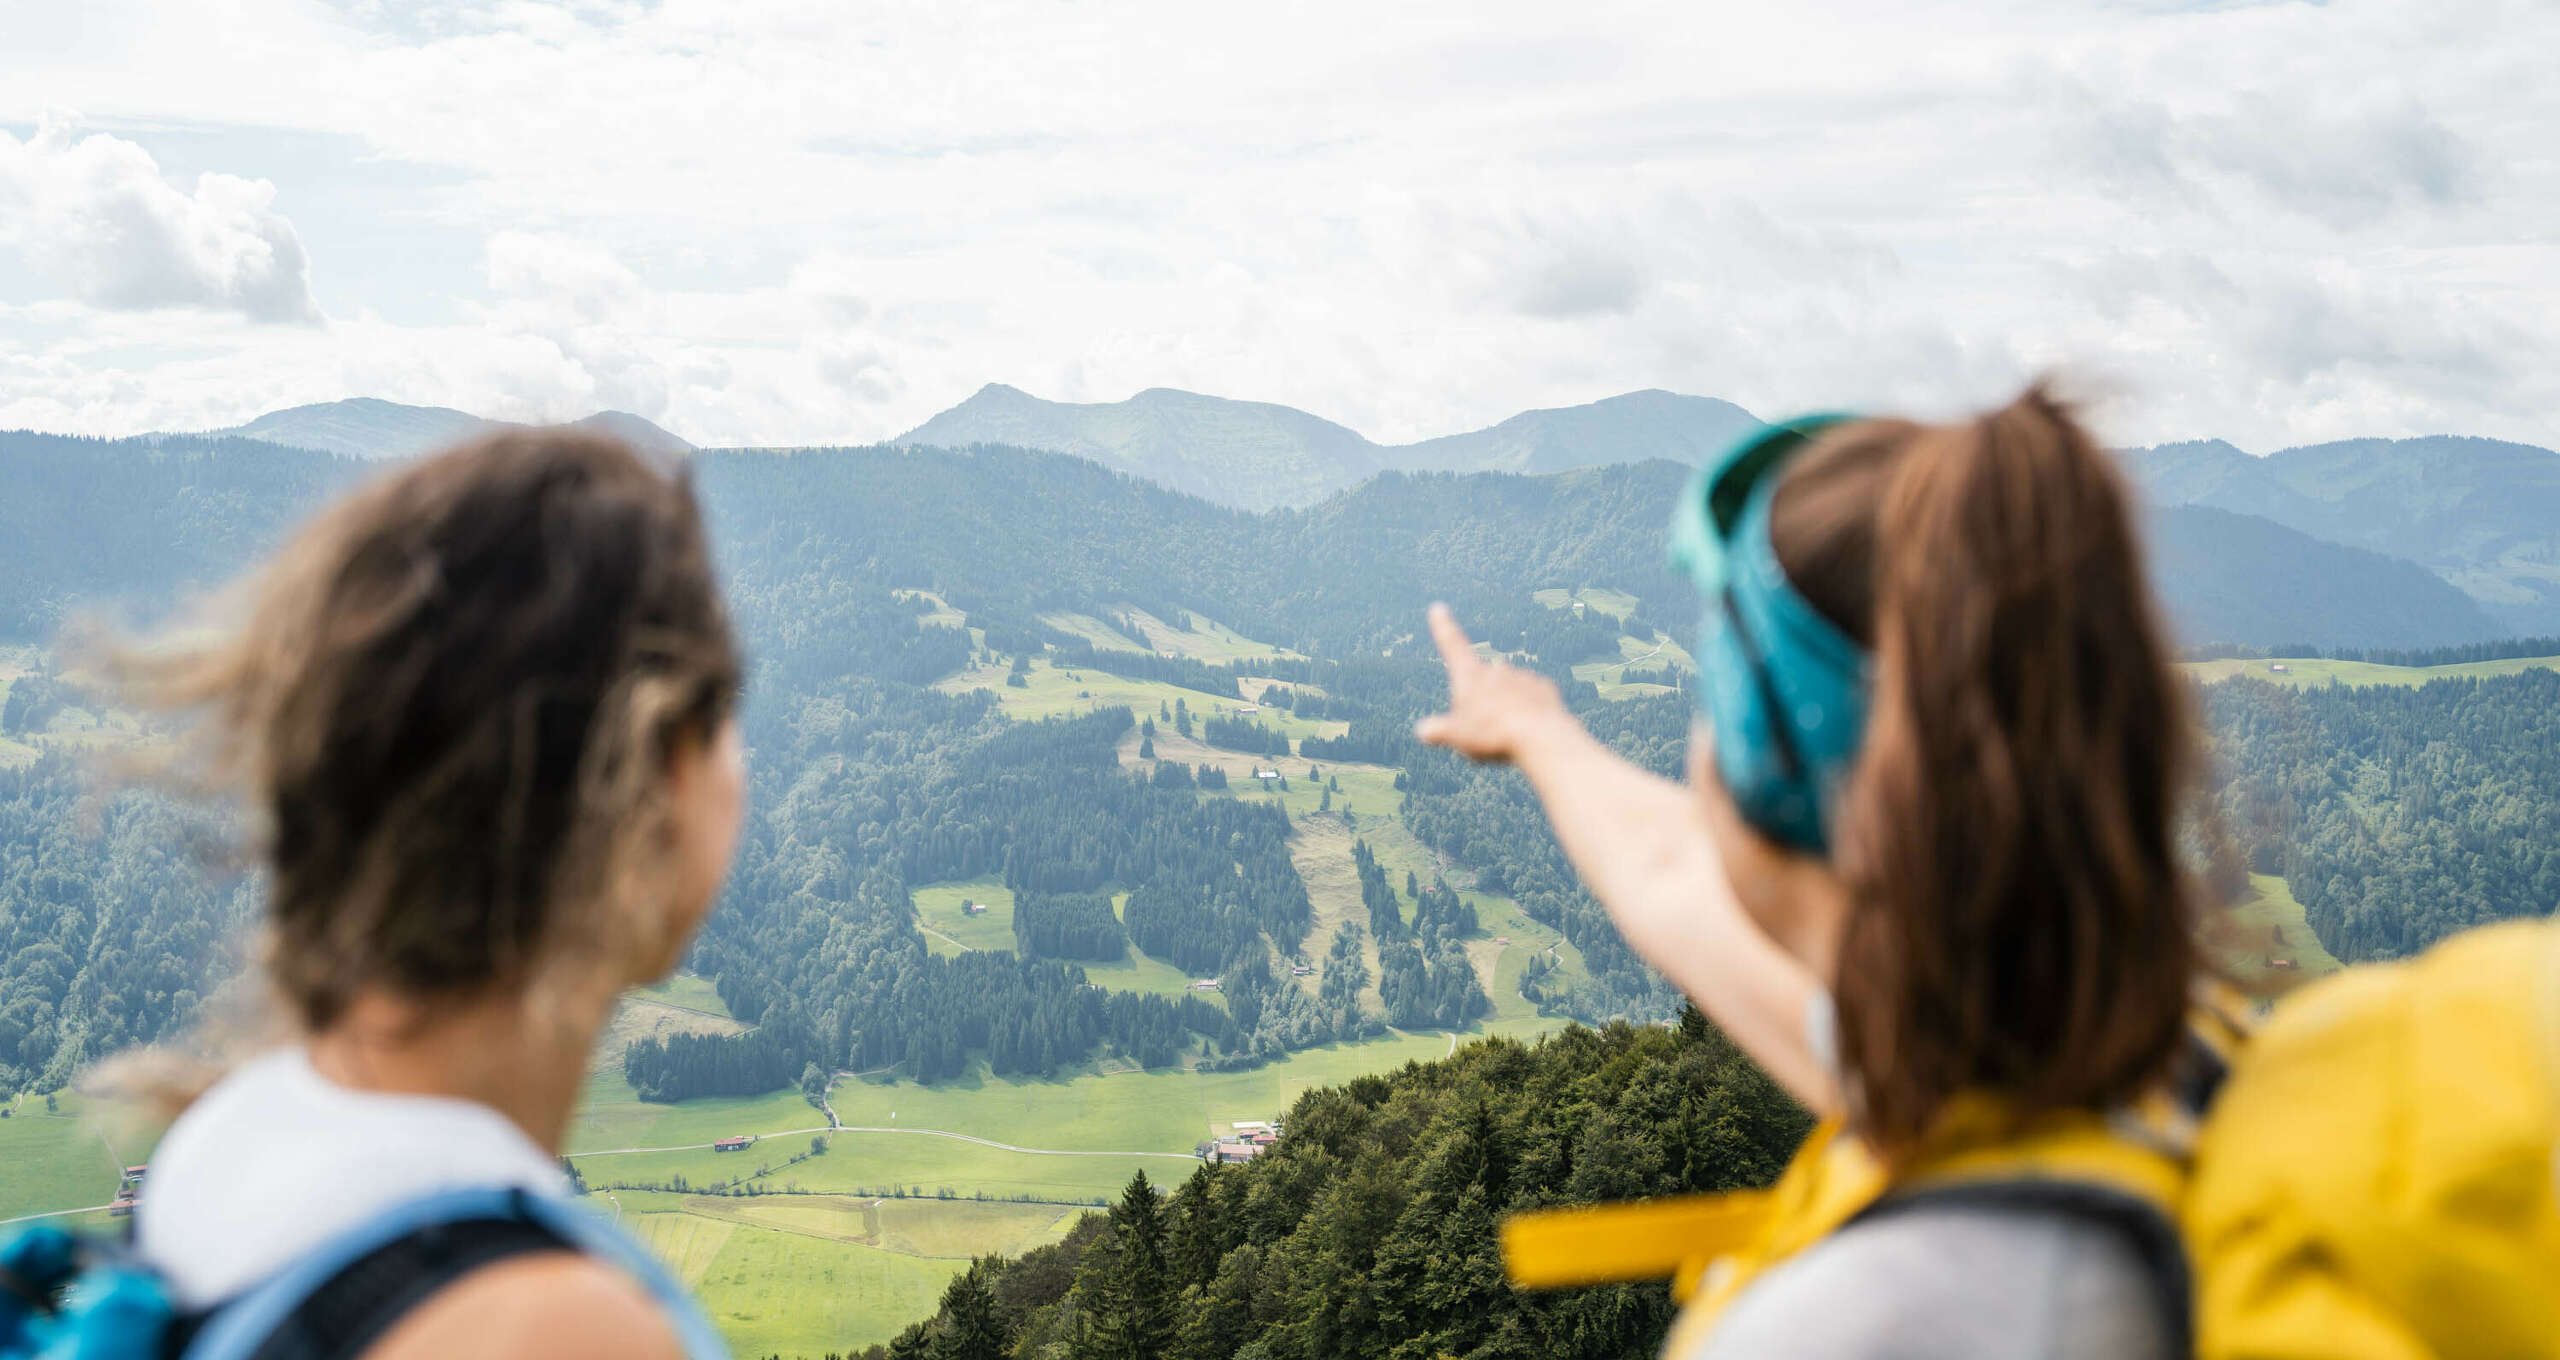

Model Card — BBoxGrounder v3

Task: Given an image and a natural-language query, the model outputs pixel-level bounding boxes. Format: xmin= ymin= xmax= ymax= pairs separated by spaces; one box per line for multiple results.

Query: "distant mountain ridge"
xmin=894 ymin=383 xmax=1760 ymax=511
xmin=0 ymin=426 xmax=2501 ymax=653
xmin=2145 ymin=505 xmax=2502 ymax=650
xmin=2122 ymin=434 xmax=2560 ymax=633
xmin=195 ymin=397 xmax=694 ymax=462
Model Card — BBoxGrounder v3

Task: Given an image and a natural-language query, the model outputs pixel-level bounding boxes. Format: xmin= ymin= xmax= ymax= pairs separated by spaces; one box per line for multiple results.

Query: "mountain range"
xmin=51 ymin=383 xmax=2560 ymax=649
xmin=2121 ymin=435 xmax=2560 ymax=634
xmin=893 ymin=384 xmax=1760 ymax=512
xmin=193 ymin=397 xmax=694 ymax=462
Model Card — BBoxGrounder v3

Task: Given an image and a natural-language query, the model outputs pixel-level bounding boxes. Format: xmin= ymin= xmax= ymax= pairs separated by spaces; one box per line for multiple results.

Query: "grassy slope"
xmin=617 ymin=1183 xmax=1079 ymax=1353
xmin=2183 ymin=655 xmax=2560 ymax=689
xmin=1532 ymin=586 xmax=1642 ymax=619
xmin=934 ymin=657 xmax=1349 ymax=744
xmin=1119 ymin=607 xmax=1301 ymax=664
xmin=564 ymin=1071 xmax=824 ymax=1153
xmin=685 ymin=1209 xmax=957 ymax=1356
xmin=1536 ymin=588 xmax=1695 ymax=701
xmin=2201 ymin=873 xmax=2343 ymax=991
xmin=911 ymin=876 xmax=1208 ymax=1001
xmin=0 ymin=1091 xmax=135 ymax=1221
xmin=1037 ymin=611 xmax=1152 ymax=653
xmin=633 ymin=972 xmax=734 ymax=1016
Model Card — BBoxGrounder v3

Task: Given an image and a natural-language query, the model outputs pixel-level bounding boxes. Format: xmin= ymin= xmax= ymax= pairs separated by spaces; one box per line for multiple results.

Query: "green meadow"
xmin=0 ymin=1090 xmax=139 ymax=1224
xmin=935 ymin=656 xmax=1350 ymax=744
xmin=2184 ymin=654 xmax=2560 ymax=689
xmin=911 ymin=876 xmax=1213 ymax=1001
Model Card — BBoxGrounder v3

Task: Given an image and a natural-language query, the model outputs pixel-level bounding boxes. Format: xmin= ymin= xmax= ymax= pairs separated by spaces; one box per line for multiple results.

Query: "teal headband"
xmin=1668 ymin=415 xmax=1871 ymax=853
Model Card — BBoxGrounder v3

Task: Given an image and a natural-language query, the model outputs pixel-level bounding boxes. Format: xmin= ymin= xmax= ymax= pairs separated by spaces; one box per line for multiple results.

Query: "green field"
xmin=911 ymin=876 xmax=1209 ymax=1002
xmin=633 ymin=972 xmax=734 ymax=1017
xmin=669 ymin=1205 xmax=959 ymax=1355
xmin=911 ymin=877 xmax=1018 ymax=954
xmin=936 ymin=657 xmax=1349 ymax=744
xmin=1534 ymin=586 xmax=1642 ymax=620
xmin=2184 ymin=654 xmax=2560 ymax=689
xmin=2203 ymin=873 xmax=2343 ymax=989
xmin=564 ymin=1070 xmax=827 ymax=1155
xmin=894 ymin=589 xmax=969 ymax=632
xmin=1573 ymin=631 xmax=1697 ymax=700
xmin=1118 ymin=607 xmax=1300 ymax=665
xmin=1037 ymin=611 xmax=1152 ymax=653
xmin=0 ymin=1091 xmax=138 ymax=1223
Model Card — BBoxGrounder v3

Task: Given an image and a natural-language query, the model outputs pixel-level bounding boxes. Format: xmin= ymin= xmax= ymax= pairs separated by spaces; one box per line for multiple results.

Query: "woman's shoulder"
xmin=1685 ymin=1198 xmax=2176 ymax=1360
xmin=364 ymin=1252 xmax=686 ymax=1360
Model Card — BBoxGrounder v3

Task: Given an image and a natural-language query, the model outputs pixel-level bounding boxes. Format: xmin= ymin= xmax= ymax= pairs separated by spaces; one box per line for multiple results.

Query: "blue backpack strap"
xmin=180 ymin=1187 xmax=727 ymax=1360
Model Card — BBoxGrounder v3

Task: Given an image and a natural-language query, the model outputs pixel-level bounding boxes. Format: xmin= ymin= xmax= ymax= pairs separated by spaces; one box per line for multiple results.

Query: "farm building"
xmin=1290 ymin=963 xmax=1313 ymax=977
xmin=1190 ymin=977 xmax=1221 ymax=991
xmin=712 ymin=1135 xmax=754 ymax=1152
xmin=2269 ymin=663 xmax=2290 ymax=673
xmin=961 ymin=900 xmax=988 ymax=916
xmin=109 ymin=1190 xmax=139 ymax=1218
xmin=122 ymin=1165 xmax=147 ymax=1185
xmin=1209 ymin=1137 xmax=1264 ymax=1164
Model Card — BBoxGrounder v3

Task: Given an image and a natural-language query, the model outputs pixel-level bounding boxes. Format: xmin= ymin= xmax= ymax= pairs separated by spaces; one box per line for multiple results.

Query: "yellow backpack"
xmin=1500 ymin=918 xmax=2560 ymax=1358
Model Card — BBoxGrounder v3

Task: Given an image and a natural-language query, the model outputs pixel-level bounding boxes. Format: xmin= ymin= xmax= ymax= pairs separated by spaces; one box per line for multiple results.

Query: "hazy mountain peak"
xmin=1394 ymin=389 xmax=1761 ymax=476
xmin=896 ymin=383 xmax=1765 ymax=510
xmin=199 ymin=398 xmax=692 ymax=462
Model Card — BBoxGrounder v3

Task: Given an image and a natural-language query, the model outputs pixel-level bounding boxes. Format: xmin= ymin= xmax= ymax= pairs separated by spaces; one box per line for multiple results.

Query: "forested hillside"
xmin=8 ymin=428 xmax=2559 ymax=1103
xmin=863 ymin=1016 xmax=1809 ymax=1360
xmin=0 ymin=432 xmax=354 ymax=639
xmin=0 ymin=755 xmax=254 ymax=1094
xmin=2145 ymin=505 xmax=2502 ymax=649
xmin=2204 ymin=669 xmax=2560 ymax=962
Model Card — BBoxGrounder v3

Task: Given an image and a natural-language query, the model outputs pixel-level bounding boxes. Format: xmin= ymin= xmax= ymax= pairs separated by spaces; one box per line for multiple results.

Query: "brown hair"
xmin=117 ymin=429 xmax=740 ymax=1033
xmin=1770 ymin=384 xmax=2194 ymax=1151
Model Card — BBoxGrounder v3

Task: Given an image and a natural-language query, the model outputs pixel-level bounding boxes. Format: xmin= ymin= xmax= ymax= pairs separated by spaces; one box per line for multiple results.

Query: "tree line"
xmin=863 ymin=1015 xmax=1811 ymax=1360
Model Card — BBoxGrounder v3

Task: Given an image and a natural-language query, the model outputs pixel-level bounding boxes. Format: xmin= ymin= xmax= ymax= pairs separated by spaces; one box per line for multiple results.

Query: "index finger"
xmin=1426 ymin=603 xmax=1483 ymax=691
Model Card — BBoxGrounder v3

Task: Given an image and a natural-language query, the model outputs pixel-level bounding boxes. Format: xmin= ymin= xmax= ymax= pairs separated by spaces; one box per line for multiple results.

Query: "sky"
xmin=0 ymin=0 xmax=2552 ymax=453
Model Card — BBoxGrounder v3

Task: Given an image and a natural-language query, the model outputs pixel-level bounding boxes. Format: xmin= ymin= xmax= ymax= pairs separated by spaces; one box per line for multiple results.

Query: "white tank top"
xmin=138 ymin=1048 xmax=567 ymax=1308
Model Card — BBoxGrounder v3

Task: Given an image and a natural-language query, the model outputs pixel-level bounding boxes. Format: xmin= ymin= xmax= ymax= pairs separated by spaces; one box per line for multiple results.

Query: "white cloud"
xmin=0 ymin=118 xmax=321 ymax=324
xmin=0 ymin=0 xmax=2552 ymax=453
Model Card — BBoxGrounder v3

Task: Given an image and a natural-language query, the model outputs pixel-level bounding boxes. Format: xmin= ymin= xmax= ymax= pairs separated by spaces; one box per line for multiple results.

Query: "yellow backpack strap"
xmin=1498 ymin=1190 xmax=1774 ymax=1293
xmin=1501 ymin=1119 xmax=1889 ymax=1302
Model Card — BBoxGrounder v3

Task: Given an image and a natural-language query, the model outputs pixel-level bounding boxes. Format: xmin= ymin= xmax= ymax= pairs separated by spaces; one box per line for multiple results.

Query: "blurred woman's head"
xmin=1742 ymin=384 xmax=2195 ymax=1150
xmin=125 ymin=429 xmax=742 ymax=1032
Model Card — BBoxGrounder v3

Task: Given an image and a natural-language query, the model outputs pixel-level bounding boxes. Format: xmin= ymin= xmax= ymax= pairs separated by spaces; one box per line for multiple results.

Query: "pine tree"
xmin=1164 ymin=1165 xmax=1228 ymax=1294
xmin=1077 ymin=1171 xmax=1175 ymax=1360
xmin=928 ymin=1264 xmax=1010 ymax=1360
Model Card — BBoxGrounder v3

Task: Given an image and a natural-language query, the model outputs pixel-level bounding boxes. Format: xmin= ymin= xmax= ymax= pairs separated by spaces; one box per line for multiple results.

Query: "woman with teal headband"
xmin=1418 ymin=384 xmax=2196 ymax=1358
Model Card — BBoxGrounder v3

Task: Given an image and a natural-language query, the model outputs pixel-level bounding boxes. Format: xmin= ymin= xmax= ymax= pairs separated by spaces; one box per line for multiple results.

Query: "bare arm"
xmin=1414 ymin=604 xmax=1842 ymax=1115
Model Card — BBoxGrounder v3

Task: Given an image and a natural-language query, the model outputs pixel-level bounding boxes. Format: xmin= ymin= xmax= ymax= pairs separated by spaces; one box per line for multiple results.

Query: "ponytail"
xmin=1772 ymin=383 xmax=2196 ymax=1152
